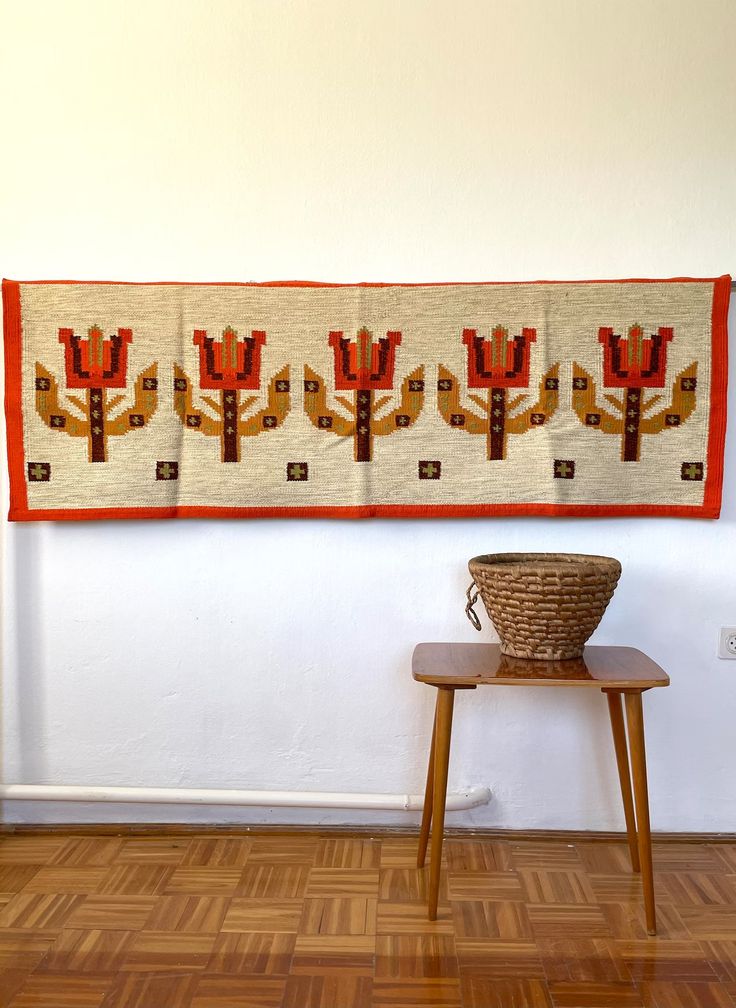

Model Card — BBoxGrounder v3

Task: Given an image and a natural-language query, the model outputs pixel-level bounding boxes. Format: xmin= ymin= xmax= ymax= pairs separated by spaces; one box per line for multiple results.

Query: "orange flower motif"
xmin=598 ymin=325 xmax=674 ymax=389
xmin=329 ymin=328 xmax=402 ymax=390
xmin=193 ymin=326 xmax=266 ymax=390
xmin=58 ymin=326 xmax=132 ymax=389
xmin=462 ymin=326 xmax=537 ymax=388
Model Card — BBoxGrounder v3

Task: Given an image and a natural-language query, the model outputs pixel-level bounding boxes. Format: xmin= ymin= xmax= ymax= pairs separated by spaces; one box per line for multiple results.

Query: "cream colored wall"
xmin=1 ymin=0 xmax=735 ymax=828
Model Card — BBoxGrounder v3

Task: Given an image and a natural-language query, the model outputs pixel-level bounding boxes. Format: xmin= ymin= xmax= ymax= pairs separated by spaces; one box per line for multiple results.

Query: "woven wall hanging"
xmin=2 ymin=276 xmax=729 ymax=521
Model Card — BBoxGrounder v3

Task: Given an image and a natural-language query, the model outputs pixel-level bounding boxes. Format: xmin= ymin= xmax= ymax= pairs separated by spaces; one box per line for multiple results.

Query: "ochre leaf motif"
xmin=305 ymin=361 xmax=425 ymax=462
xmin=505 ymin=364 xmax=560 ymax=434
xmin=571 ymin=363 xmax=624 ymax=433
xmin=239 ymin=366 xmax=291 ymax=436
xmin=436 ymin=364 xmax=487 ymax=434
xmin=175 ymin=362 xmax=290 ymax=462
xmin=35 ymin=363 xmax=89 ymax=437
xmin=572 ymin=357 xmax=697 ymax=463
xmin=371 ymin=367 xmax=425 ymax=435
xmin=303 ymin=365 xmax=355 ymax=437
xmin=36 ymin=359 xmax=158 ymax=462
xmin=173 ymin=364 xmax=221 ymax=436
xmin=105 ymin=364 xmax=159 ymax=435
xmin=640 ymin=362 xmax=697 ymax=434
xmin=438 ymin=362 xmax=560 ymax=459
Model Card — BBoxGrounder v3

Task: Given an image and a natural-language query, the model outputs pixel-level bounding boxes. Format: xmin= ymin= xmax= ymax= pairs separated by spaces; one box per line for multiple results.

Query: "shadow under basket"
xmin=466 ymin=552 xmax=622 ymax=660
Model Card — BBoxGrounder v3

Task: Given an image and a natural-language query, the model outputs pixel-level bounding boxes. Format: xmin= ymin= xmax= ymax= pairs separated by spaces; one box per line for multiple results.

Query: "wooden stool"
xmin=413 ymin=643 xmax=669 ymax=934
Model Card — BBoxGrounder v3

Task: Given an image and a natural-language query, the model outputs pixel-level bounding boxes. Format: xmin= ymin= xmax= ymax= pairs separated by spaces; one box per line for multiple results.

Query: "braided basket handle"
xmin=465 ymin=580 xmax=482 ymax=631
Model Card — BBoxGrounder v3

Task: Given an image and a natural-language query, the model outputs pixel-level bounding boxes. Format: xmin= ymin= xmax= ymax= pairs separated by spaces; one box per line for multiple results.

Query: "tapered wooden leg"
xmin=625 ymin=691 xmax=656 ymax=935
xmin=428 ymin=687 xmax=455 ymax=921
xmin=606 ymin=690 xmax=640 ymax=873
xmin=417 ymin=697 xmax=438 ymax=868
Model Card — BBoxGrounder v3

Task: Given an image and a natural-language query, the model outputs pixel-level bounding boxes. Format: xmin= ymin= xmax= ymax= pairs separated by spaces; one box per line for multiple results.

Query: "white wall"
xmin=1 ymin=0 xmax=735 ymax=830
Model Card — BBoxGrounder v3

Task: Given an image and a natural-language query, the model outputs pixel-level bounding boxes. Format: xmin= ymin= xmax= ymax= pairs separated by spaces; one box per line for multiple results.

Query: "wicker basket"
xmin=466 ymin=552 xmax=622 ymax=660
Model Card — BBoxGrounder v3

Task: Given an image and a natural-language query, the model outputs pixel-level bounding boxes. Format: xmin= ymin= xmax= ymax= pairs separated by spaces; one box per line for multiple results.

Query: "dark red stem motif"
xmin=88 ymin=388 xmax=106 ymax=462
xmin=221 ymin=389 xmax=239 ymax=463
xmin=623 ymin=387 xmax=642 ymax=462
xmin=488 ymin=387 xmax=506 ymax=461
xmin=355 ymin=389 xmax=372 ymax=462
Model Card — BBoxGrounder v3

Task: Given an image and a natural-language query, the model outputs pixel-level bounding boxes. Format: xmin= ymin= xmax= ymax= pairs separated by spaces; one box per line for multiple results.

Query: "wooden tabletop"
xmin=412 ymin=643 xmax=669 ymax=689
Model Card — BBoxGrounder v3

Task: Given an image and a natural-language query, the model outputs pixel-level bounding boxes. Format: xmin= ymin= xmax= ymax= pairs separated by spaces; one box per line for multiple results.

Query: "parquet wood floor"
xmin=0 ymin=830 xmax=734 ymax=1006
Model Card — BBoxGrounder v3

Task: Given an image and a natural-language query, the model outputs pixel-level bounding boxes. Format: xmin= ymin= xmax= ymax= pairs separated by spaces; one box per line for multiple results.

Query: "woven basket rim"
xmin=469 ymin=552 xmax=621 ymax=571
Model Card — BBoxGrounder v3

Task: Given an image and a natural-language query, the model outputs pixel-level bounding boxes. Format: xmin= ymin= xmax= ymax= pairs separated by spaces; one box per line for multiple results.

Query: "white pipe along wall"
xmin=0 ymin=785 xmax=490 ymax=812
xmin=1 ymin=1 xmax=735 ymax=830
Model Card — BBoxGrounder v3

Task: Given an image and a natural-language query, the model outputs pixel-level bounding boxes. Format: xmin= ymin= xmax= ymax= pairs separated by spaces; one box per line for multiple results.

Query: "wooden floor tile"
xmin=706 ymin=940 xmax=736 ymax=981
xmin=603 ymin=902 xmax=688 ymax=941
xmin=0 ymin=930 xmax=56 ymax=971
xmin=247 ymin=840 xmax=318 ymax=864
xmin=21 ymin=869 xmax=108 ymax=895
xmin=0 ymin=868 xmax=43 ymax=896
xmin=658 ymin=872 xmax=736 ymax=907
xmin=380 ymin=868 xmax=446 ymax=902
xmin=456 ymin=938 xmax=544 ymax=978
xmin=547 ymin=980 xmax=644 ymax=1006
xmin=372 ymin=978 xmax=462 ymax=1007
xmin=679 ymin=905 xmax=736 ymax=940
xmin=538 ymin=937 xmax=632 ymax=983
xmin=207 ymin=931 xmax=294 ymax=974
xmin=527 ymin=902 xmax=611 ymax=938
xmin=191 ymin=974 xmax=286 ymax=1007
xmin=379 ymin=841 xmax=430 ymax=869
xmin=291 ymin=933 xmax=374 ymax=975
xmin=281 ymin=973 xmax=371 ymax=1008
xmin=237 ymin=864 xmax=310 ymax=899
xmin=377 ymin=900 xmax=454 ymax=935
xmin=165 ymin=868 xmax=241 ymax=896
xmin=300 ymin=898 xmax=377 ymax=936
xmin=9 ymin=972 xmax=112 ymax=1007
xmin=99 ymin=970 xmax=199 ymax=1008
xmin=618 ymin=940 xmax=721 ymax=982
xmin=0 ymin=839 xmax=68 ymax=864
xmin=445 ymin=839 xmax=511 ymax=872
xmin=589 ymin=873 xmax=669 ymax=903
xmin=461 ymin=976 xmax=552 ymax=1007
xmin=50 ymin=840 xmax=123 ymax=869
xmin=65 ymin=898 xmax=157 ymax=931
xmin=36 ymin=929 xmax=134 ymax=973
xmin=723 ymin=980 xmax=736 ymax=1002
xmin=97 ymin=865 xmax=171 ymax=897
xmin=314 ymin=839 xmax=380 ymax=870
xmin=511 ymin=842 xmax=583 ymax=869
xmin=0 ymin=970 xmax=29 ymax=1008
xmin=221 ymin=899 xmax=302 ymax=933
xmin=143 ymin=896 xmax=229 ymax=933
xmin=119 ymin=931 xmax=217 ymax=972
xmin=181 ymin=839 xmax=252 ymax=869
xmin=637 ymin=980 xmax=736 ymax=1007
xmin=708 ymin=845 xmax=736 ymax=874
xmin=306 ymin=869 xmax=379 ymax=897
xmin=447 ymin=870 xmax=525 ymax=900
xmin=520 ymin=868 xmax=597 ymax=904
xmin=650 ymin=845 xmax=724 ymax=872
xmin=577 ymin=843 xmax=640 ymax=875
xmin=452 ymin=899 xmax=532 ymax=939
xmin=375 ymin=934 xmax=458 ymax=979
xmin=0 ymin=893 xmax=83 ymax=930
xmin=115 ymin=839 xmax=188 ymax=865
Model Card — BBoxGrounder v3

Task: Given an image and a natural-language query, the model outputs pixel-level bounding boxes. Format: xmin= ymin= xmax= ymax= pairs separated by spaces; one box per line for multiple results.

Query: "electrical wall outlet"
xmin=718 ymin=627 xmax=736 ymax=659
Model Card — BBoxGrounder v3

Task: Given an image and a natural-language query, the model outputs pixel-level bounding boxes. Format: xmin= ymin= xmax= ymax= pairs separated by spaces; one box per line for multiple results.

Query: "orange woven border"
xmin=3 ymin=275 xmax=730 ymax=522
xmin=3 ymin=279 xmax=27 ymax=519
